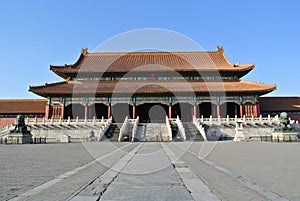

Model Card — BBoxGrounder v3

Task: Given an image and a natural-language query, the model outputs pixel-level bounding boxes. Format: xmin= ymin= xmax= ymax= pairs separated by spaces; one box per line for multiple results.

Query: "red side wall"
xmin=288 ymin=114 xmax=300 ymax=123
xmin=0 ymin=118 xmax=16 ymax=126
xmin=0 ymin=117 xmax=45 ymax=126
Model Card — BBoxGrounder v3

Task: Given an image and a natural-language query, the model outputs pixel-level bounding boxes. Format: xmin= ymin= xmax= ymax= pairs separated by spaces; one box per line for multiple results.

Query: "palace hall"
xmin=29 ymin=46 xmax=276 ymax=123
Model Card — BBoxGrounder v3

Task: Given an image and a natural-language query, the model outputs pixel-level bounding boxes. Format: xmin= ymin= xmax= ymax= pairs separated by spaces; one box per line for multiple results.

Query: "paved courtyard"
xmin=0 ymin=141 xmax=299 ymax=201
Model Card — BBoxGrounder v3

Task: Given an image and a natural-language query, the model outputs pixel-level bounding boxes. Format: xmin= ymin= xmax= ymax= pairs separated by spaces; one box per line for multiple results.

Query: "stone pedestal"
xmin=233 ymin=130 xmax=245 ymax=142
xmin=272 ymin=132 xmax=299 ymax=142
xmin=7 ymin=132 xmax=32 ymax=144
xmin=233 ymin=120 xmax=245 ymax=142
xmin=7 ymin=114 xmax=33 ymax=144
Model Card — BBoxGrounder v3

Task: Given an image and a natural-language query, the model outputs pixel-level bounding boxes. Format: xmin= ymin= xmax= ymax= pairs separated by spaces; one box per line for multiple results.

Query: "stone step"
xmin=102 ymin=123 xmax=122 ymax=141
xmin=145 ymin=123 xmax=163 ymax=142
xmin=183 ymin=122 xmax=204 ymax=141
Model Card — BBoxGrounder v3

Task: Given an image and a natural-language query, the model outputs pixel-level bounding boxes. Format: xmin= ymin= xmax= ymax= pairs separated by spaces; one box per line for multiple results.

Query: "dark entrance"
xmin=219 ymin=102 xmax=237 ymax=118
xmin=64 ymin=103 xmax=85 ymax=119
xmin=112 ymin=103 xmax=133 ymax=123
xmin=136 ymin=103 xmax=168 ymax=123
xmin=172 ymin=103 xmax=193 ymax=122
xmin=88 ymin=103 xmax=108 ymax=119
xmin=199 ymin=102 xmax=212 ymax=118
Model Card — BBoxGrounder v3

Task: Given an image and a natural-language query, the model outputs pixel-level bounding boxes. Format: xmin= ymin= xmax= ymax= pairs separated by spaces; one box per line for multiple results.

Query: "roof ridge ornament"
xmin=81 ymin=47 xmax=88 ymax=56
xmin=216 ymin=46 xmax=224 ymax=53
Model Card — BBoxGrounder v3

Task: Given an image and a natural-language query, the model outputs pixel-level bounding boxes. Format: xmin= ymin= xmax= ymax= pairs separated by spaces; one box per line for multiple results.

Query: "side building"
xmin=259 ymin=97 xmax=300 ymax=122
xmin=29 ymin=47 xmax=276 ymax=123
xmin=0 ymin=99 xmax=47 ymax=126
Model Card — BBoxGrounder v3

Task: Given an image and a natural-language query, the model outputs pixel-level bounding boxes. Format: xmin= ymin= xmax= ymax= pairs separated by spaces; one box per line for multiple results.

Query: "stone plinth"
xmin=233 ymin=130 xmax=245 ymax=142
xmin=233 ymin=120 xmax=245 ymax=142
xmin=272 ymin=131 xmax=299 ymax=142
xmin=7 ymin=132 xmax=32 ymax=144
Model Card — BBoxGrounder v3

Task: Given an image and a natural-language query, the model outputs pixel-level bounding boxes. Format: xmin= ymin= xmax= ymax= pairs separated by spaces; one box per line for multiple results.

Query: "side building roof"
xmin=0 ymin=99 xmax=47 ymax=114
xmin=259 ymin=97 xmax=300 ymax=112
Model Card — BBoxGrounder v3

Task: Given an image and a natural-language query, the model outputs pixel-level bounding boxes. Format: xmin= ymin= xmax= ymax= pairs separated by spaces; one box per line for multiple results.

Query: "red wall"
xmin=0 ymin=117 xmax=44 ymax=127
xmin=289 ymin=114 xmax=300 ymax=123
xmin=0 ymin=118 xmax=15 ymax=126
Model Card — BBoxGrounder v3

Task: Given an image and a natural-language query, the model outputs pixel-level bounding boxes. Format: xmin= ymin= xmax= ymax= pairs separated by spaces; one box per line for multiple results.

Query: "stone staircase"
xmin=219 ymin=123 xmax=274 ymax=140
xmin=183 ymin=122 xmax=204 ymax=141
xmin=27 ymin=124 xmax=101 ymax=143
xmin=170 ymin=122 xmax=181 ymax=141
xmin=102 ymin=123 xmax=122 ymax=142
xmin=133 ymin=124 xmax=146 ymax=142
xmin=125 ymin=123 xmax=133 ymax=141
xmin=160 ymin=123 xmax=170 ymax=141
xmin=144 ymin=123 xmax=162 ymax=142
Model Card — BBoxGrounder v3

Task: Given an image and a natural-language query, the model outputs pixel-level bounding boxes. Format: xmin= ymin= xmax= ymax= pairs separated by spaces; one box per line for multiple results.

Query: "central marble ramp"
xmin=100 ymin=143 xmax=193 ymax=201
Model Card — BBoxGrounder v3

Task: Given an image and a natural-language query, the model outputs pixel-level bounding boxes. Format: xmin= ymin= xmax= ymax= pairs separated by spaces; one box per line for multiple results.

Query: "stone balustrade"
xmin=165 ymin=116 xmax=172 ymax=142
xmin=192 ymin=116 xmax=207 ymax=141
xmin=98 ymin=117 xmax=113 ymax=141
xmin=175 ymin=116 xmax=186 ymax=141
xmin=118 ymin=116 xmax=129 ymax=142
xmin=131 ymin=116 xmax=139 ymax=142
xmin=197 ymin=114 xmax=282 ymax=126
xmin=23 ymin=116 xmax=109 ymax=126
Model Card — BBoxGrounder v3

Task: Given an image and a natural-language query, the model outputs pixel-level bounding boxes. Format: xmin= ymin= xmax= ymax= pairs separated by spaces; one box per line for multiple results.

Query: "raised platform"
xmin=6 ymin=132 xmax=32 ymax=144
xmin=272 ymin=132 xmax=299 ymax=142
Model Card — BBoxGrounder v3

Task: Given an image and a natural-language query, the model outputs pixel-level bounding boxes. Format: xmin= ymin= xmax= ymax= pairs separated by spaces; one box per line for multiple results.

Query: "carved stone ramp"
xmin=144 ymin=123 xmax=162 ymax=142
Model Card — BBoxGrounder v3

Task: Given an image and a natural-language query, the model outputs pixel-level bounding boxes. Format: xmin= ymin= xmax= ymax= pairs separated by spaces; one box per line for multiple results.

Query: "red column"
xmin=108 ymin=103 xmax=111 ymax=118
xmin=61 ymin=104 xmax=65 ymax=119
xmin=168 ymin=103 xmax=172 ymax=119
xmin=235 ymin=104 xmax=238 ymax=116
xmin=198 ymin=103 xmax=201 ymax=117
xmin=45 ymin=104 xmax=50 ymax=119
xmin=84 ymin=104 xmax=88 ymax=119
xmin=253 ymin=103 xmax=257 ymax=117
xmin=257 ymin=102 xmax=260 ymax=116
xmin=240 ymin=102 xmax=244 ymax=117
xmin=216 ymin=103 xmax=220 ymax=117
xmin=133 ymin=104 xmax=136 ymax=119
xmin=193 ymin=103 xmax=197 ymax=118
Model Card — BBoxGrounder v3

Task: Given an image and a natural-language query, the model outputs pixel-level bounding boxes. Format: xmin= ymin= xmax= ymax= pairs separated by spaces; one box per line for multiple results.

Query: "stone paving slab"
xmin=100 ymin=143 xmax=194 ymax=201
xmin=169 ymin=142 xmax=274 ymax=201
xmin=203 ymin=142 xmax=300 ymax=201
xmin=162 ymin=144 xmax=220 ymax=201
xmin=101 ymin=188 xmax=193 ymax=201
xmin=4 ymin=141 xmax=297 ymax=201
xmin=69 ymin=144 xmax=141 ymax=201
xmin=5 ymin=143 xmax=137 ymax=201
xmin=0 ymin=143 xmax=95 ymax=200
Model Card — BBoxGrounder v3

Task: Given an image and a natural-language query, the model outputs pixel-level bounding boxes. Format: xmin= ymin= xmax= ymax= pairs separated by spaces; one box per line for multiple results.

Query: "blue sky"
xmin=0 ymin=0 xmax=299 ymax=99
